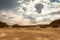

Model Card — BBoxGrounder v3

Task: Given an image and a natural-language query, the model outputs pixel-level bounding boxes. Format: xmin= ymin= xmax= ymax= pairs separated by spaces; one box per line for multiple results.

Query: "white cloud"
xmin=0 ymin=0 xmax=60 ymax=25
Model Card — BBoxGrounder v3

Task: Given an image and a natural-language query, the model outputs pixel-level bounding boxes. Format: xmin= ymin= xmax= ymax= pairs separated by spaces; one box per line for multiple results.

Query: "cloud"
xmin=34 ymin=3 xmax=44 ymax=13
xmin=0 ymin=0 xmax=60 ymax=25
xmin=0 ymin=0 xmax=19 ymax=10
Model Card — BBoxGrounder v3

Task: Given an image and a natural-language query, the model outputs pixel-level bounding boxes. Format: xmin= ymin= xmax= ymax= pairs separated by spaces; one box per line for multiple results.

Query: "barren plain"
xmin=0 ymin=28 xmax=60 ymax=40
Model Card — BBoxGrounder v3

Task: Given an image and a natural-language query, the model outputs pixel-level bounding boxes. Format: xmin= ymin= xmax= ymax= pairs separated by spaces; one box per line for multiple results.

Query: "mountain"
xmin=49 ymin=19 xmax=60 ymax=28
xmin=12 ymin=24 xmax=20 ymax=28
xmin=0 ymin=21 xmax=9 ymax=28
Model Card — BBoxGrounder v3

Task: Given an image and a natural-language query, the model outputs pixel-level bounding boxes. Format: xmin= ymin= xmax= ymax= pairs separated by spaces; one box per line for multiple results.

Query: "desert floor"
xmin=0 ymin=28 xmax=60 ymax=40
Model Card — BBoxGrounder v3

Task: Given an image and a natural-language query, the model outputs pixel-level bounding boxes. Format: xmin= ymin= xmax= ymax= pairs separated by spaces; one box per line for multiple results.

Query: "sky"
xmin=0 ymin=0 xmax=60 ymax=25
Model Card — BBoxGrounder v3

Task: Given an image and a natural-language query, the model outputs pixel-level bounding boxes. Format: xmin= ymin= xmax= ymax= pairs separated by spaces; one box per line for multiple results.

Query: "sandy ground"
xmin=0 ymin=28 xmax=60 ymax=40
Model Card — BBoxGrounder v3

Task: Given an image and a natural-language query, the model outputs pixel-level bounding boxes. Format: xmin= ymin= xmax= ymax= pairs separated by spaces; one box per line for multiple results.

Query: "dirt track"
xmin=0 ymin=28 xmax=60 ymax=40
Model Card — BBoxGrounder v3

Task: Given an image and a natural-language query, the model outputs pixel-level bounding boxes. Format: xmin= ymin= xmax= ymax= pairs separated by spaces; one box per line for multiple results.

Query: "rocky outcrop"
xmin=12 ymin=24 xmax=21 ymax=28
xmin=12 ymin=24 xmax=38 ymax=28
xmin=49 ymin=19 xmax=60 ymax=28
xmin=0 ymin=21 xmax=9 ymax=28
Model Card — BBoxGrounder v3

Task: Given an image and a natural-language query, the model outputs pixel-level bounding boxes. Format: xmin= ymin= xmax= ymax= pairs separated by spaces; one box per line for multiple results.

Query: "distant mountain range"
xmin=0 ymin=19 xmax=60 ymax=28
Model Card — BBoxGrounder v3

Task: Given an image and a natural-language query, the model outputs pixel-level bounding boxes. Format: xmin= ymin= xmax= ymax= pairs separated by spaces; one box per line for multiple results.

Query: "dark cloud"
xmin=50 ymin=0 xmax=60 ymax=3
xmin=34 ymin=3 xmax=44 ymax=13
xmin=0 ymin=0 xmax=19 ymax=10
xmin=24 ymin=0 xmax=30 ymax=2
xmin=23 ymin=7 xmax=27 ymax=11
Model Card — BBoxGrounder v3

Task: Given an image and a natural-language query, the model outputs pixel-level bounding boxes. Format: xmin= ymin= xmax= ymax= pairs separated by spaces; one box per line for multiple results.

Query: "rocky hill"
xmin=0 ymin=21 xmax=9 ymax=28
